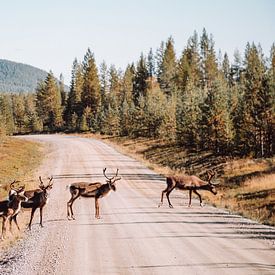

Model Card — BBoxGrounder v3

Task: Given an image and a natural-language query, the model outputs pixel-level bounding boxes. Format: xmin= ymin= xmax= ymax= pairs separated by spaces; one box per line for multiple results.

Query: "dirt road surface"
xmin=0 ymin=135 xmax=274 ymax=275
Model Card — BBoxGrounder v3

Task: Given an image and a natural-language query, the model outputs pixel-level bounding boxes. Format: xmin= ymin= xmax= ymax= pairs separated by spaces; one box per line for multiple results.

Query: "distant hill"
xmin=0 ymin=59 xmax=49 ymax=93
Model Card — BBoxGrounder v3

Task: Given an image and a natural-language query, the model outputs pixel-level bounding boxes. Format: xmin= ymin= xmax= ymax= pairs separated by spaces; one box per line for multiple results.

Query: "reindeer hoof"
xmin=169 ymin=205 xmax=174 ymax=208
xmin=188 ymin=205 xmax=191 ymax=208
xmin=158 ymin=203 xmax=162 ymax=208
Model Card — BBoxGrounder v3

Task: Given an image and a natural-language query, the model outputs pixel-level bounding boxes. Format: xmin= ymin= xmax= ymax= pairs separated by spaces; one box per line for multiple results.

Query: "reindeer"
xmin=67 ymin=168 xmax=121 ymax=220
xmin=0 ymin=182 xmax=28 ymax=240
xmin=17 ymin=176 xmax=54 ymax=230
xmin=158 ymin=170 xmax=218 ymax=208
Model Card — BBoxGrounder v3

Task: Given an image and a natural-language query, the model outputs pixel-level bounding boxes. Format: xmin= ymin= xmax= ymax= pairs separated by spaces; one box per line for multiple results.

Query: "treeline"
xmin=0 ymin=29 xmax=274 ymax=158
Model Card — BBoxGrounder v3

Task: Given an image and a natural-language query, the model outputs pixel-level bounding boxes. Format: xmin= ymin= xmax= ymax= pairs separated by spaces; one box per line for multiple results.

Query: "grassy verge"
xmin=0 ymin=136 xmax=44 ymax=250
xmin=91 ymin=135 xmax=275 ymax=226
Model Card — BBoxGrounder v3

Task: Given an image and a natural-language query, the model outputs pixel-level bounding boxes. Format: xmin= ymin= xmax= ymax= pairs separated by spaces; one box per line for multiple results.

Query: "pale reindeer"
xmin=158 ymin=170 xmax=218 ymax=208
xmin=67 ymin=168 xmax=121 ymax=219
xmin=0 ymin=181 xmax=28 ymax=240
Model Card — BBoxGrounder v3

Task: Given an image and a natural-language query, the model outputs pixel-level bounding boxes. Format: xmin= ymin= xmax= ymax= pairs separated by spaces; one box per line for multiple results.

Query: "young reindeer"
xmin=67 ymin=168 xmax=121 ymax=220
xmin=19 ymin=176 xmax=54 ymax=230
xmin=0 ymin=183 xmax=28 ymax=240
xmin=158 ymin=170 xmax=218 ymax=208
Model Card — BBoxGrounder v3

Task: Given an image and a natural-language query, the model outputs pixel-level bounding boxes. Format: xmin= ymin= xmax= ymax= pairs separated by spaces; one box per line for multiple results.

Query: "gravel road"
xmin=0 ymin=134 xmax=274 ymax=275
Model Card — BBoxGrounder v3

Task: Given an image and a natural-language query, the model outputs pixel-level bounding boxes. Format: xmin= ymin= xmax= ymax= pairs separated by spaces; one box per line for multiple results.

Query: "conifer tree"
xmin=176 ymin=81 xmax=203 ymax=148
xmin=200 ymin=28 xmax=218 ymax=89
xmin=133 ymin=54 xmax=149 ymax=105
xmin=236 ymin=43 xmax=266 ymax=156
xmin=158 ymin=37 xmax=177 ymax=96
xmin=12 ymin=94 xmax=26 ymax=133
xmin=24 ymin=93 xmax=42 ymax=133
xmin=199 ymin=75 xmax=234 ymax=154
xmin=0 ymin=94 xmax=14 ymax=135
xmin=82 ymin=48 xmax=101 ymax=131
xmin=147 ymin=48 xmax=155 ymax=78
xmin=36 ymin=71 xmax=63 ymax=131
xmin=177 ymin=31 xmax=201 ymax=92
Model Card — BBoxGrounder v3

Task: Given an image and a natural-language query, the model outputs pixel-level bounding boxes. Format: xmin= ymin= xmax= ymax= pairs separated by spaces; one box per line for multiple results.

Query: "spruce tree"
xmin=133 ymin=54 xmax=149 ymax=105
xmin=200 ymin=28 xmax=218 ymax=90
xmin=36 ymin=71 xmax=63 ymax=131
xmin=82 ymin=48 xmax=101 ymax=131
xmin=158 ymin=37 xmax=177 ymax=96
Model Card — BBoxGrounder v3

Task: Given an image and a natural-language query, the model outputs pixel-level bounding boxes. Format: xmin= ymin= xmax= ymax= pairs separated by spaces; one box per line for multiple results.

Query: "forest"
xmin=0 ymin=59 xmax=49 ymax=93
xmin=0 ymin=29 xmax=274 ymax=158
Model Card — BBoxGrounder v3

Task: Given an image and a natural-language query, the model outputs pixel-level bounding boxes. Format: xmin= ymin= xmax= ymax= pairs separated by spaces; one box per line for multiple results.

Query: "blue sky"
xmin=1 ymin=0 xmax=274 ymax=84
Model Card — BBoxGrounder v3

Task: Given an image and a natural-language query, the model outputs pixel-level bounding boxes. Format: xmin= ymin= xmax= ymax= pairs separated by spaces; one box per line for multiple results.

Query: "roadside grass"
xmin=90 ymin=135 xmax=275 ymax=226
xmin=0 ymin=136 xmax=44 ymax=250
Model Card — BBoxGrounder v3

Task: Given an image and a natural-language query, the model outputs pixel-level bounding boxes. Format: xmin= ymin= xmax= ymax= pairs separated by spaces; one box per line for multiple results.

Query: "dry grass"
xmin=0 ymin=136 xmax=44 ymax=250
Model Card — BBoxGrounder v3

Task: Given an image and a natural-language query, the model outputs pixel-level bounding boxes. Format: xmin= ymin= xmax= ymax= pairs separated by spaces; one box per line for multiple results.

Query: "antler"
xmin=207 ymin=170 xmax=216 ymax=181
xmin=39 ymin=176 xmax=44 ymax=188
xmin=10 ymin=179 xmax=17 ymax=190
xmin=103 ymin=168 xmax=112 ymax=180
xmin=103 ymin=168 xmax=119 ymax=181
xmin=47 ymin=176 xmax=54 ymax=187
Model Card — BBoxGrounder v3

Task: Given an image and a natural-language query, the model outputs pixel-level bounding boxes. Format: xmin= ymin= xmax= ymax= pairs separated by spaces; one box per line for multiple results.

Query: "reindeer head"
xmin=39 ymin=176 xmax=54 ymax=192
xmin=206 ymin=170 xmax=219 ymax=195
xmin=103 ymin=168 xmax=121 ymax=191
xmin=9 ymin=180 xmax=24 ymax=197
xmin=9 ymin=183 xmax=28 ymax=202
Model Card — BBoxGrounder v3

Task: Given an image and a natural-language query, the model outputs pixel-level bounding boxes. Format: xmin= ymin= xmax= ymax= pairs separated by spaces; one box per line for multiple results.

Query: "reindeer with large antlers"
xmin=16 ymin=176 xmax=54 ymax=230
xmin=67 ymin=168 xmax=121 ymax=220
xmin=158 ymin=170 xmax=218 ymax=208
xmin=0 ymin=181 xmax=28 ymax=240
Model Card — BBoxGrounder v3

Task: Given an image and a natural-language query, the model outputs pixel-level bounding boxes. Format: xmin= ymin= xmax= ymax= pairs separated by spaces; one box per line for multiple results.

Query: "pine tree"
xmin=24 ymin=93 xmax=42 ymax=133
xmin=82 ymin=48 xmax=101 ymax=131
xmin=177 ymin=31 xmax=201 ymax=92
xmin=176 ymin=81 xmax=204 ymax=148
xmin=237 ymin=43 xmax=266 ymax=156
xmin=133 ymin=54 xmax=149 ymax=105
xmin=12 ymin=94 xmax=26 ymax=133
xmin=0 ymin=94 xmax=14 ymax=135
xmin=158 ymin=37 xmax=177 ymax=96
xmin=147 ymin=48 xmax=155 ymax=78
xmin=199 ymin=75 xmax=234 ymax=154
xmin=222 ymin=52 xmax=231 ymax=83
xmin=36 ymin=71 xmax=63 ymax=131
xmin=200 ymin=28 xmax=218 ymax=90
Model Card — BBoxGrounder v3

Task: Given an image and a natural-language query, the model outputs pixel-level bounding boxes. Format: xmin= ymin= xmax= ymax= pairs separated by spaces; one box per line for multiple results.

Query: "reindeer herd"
xmin=0 ymin=168 xmax=219 ymax=240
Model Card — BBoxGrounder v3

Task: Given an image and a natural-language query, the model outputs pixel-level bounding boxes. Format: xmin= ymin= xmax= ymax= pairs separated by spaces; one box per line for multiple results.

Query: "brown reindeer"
xmin=14 ymin=176 xmax=54 ymax=230
xmin=158 ymin=170 xmax=218 ymax=208
xmin=67 ymin=168 xmax=121 ymax=220
xmin=0 ymin=183 xmax=28 ymax=240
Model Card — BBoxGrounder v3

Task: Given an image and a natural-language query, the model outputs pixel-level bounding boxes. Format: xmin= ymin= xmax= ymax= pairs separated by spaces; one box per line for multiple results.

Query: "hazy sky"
xmin=1 ymin=0 xmax=274 ymax=84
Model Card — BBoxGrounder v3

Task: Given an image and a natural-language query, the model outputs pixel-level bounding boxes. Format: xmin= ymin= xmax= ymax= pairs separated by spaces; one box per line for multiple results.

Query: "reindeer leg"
xmin=2 ymin=215 xmax=9 ymax=240
xmin=13 ymin=215 xmax=20 ymax=231
xmin=39 ymin=207 xmax=44 ymax=227
xmin=67 ymin=190 xmax=79 ymax=220
xmin=158 ymin=188 xmax=167 ymax=207
xmin=1 ymin=216 xmax=7 ymax=240
xmin=10 ymin=214 xmax=20 ymax=232
xmin=188 ymin=190 xmax=192 ymax=207
xmin=95 ymin=198 xmax=100 ymax=219
xmin=193 ymin=190 xmax=203 ymax=207
xmin=166 ymin=187 xmax=175 ymax=208
xmin=9 ymin=216 xmax=13 ymax=233
xmin=28 ymin=207 xmax=37 ymax=230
